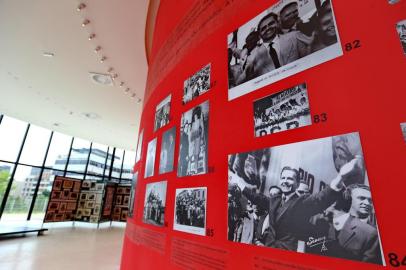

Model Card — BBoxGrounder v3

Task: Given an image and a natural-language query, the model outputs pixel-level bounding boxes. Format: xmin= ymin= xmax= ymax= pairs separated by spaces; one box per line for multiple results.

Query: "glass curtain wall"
xmin=0 ymin=114 xmax=136 ymax=224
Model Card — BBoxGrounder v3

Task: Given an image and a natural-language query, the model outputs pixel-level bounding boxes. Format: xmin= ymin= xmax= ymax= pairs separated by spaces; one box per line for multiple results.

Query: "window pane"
xmin=65 ymin=172 xmax=84 ymax=180
xmin=2 ymin=165 xmax=39 ymax=222
xmin=0 ymin=116 xmax=28 ymax=162
xmin=112 ymin=148 xmax=124 ymax=178
xmin=122 ymin=150 xmax=135 ymax=179
xmin=31 ymin=170 xmax=64 ymax=221
xmin=19 ymin=125 xmax=51 ymax=166
xmin=0 ymin=162 xmax=14 ymax=205
xmin=67 ymin=138 xmax=90 ymax=173
xmin=87 ymin=143 xmax=108 ymax=176
xmin=85 ymin=175 xmax=103 ymax=180
xmin=45 ymin=132 xmax=72 ymax=169
xmin=104 ymin=147 xmax=114 ymax=179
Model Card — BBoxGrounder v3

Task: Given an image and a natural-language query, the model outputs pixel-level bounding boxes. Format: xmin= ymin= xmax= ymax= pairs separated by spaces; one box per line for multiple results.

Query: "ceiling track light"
xmin=107 ymin=67 xmax=114 ymax=73
xmin=131 ymin=93 xmax=136 ymax=98
xmin=137 ymin=98 xmax=142 ymax=103
xmin=82 ymin=19 xmax=90 ymax=27
xmin=100 ymin=56 xmax=107 ymax=63
xmin=77 ymin=3 xmax=86 ymax=11
xmin=119 ymin=81 xmax=125 ymax=87
xmin=88 ymin=33 xmax=96 ymax=40
xmin=125 ymin=88 xmax=130 ymax=93
xmin=94 ymin=46 xmax=101 ymax=53
xmin=112 ymin=74 xmax=118 ymax=80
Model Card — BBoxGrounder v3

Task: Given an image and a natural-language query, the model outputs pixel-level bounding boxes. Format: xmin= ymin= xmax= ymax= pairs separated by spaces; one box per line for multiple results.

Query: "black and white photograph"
xmin=159 ymin=127 xmax=176 ymax=174
xmin=183 ymin=64 xmax=211 ymax=104
xmin=174 ymin=187 xmax=207 ymax=236
xmin=177 ymin=101 xmax=209 ymax=177
xmin=227 ymin=132 xmax=384 ymax=265
xmin=154 ymin=95 xmax=171 ymax=131
xmin=401 ymin=123 xmax=406 ymax=142
xmin=396 ymin=19 xmax=406 ymax=55
xmin=142 ymin=181 xmax=167 ymax=227
xmin=145 ymin=138 xmax=157 ymax=178
xmin=135 ymin=129 xmax=144 ymax=163
xmin=128 ymin=172 xmax=138 ymax=217
xmin=228 ymin=0 xmax=342 ymax=100
xmin=254 ymin=83 xmax=311 ymax=137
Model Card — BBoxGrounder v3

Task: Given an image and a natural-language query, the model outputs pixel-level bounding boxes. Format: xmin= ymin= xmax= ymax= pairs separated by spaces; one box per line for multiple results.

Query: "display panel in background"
xmin=159 ymin=127 xmax=176 ymax=174
xmin=183 ymin=63 xmax=211 ymax=105
xmin=100 ymin=183 xmax=116 ymax=222
xmin=228 ymin=132 xmax=384 ymax=265
xmin=177 ymin=101 xmax=209 ymax=177
xmin=44 ymin=176 xmax=81 ymax=223
xmin=145 ymin=138 xmax=157 ymax=178
xmin=112 ymin=185 xmax=131 ymax=222
xmin=253 ymin=83 xmax=311 ymax=137
xmin=142 ymin=180 xmax=167 ymax=227
xmin=227 ymin=0 xmax=342 ymax=100
xmin=174 ymin=187 xmax=207 ymax=236
xmin=154 ymin=95 xmax=171 ymax=131
xmin=75 ymin=180 xmax=104 ymax=223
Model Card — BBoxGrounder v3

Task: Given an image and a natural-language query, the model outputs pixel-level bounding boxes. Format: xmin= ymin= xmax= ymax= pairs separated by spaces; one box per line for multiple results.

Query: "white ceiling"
xmin=0 ymin=0 xmax=150 ymax=151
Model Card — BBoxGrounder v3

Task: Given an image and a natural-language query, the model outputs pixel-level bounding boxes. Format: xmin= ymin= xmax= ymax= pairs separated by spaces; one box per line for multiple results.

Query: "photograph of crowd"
xmin=183 ymin=64 xmax=211 ymax=104
xmin=145 ymin=138 xmax=157 ymax=178
xmin=136 ymin=129 xmax=143 ymax=163
xmin=227 ymin=0 xmax=342 ymax=100
xmin=396 ymin=19 xmax=406 ymax=55
xmin=143 ymin=181 xmax=167 ymax=227
xmin=159 ymin=127 xmax=176 ymax=174
xmin=228 ymin=132 xmax=384 ymax=265
xmin=177 ymin=101 xmax=209 ymax=177
xmin=254 ymin=83 xmax=311 ymax=137
xmin=174 ymin=187 xmax=207 ymax=236
xmin=154 ymin=95 xmax=171 ymax=131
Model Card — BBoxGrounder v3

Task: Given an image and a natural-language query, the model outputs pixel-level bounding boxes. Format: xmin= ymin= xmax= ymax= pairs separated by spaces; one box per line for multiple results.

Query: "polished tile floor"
xmin=0 ymin=223 xmax=125 ymax=270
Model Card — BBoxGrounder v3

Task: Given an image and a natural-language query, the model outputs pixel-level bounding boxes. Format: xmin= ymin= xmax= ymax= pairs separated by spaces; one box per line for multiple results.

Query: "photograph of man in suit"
xmin=308 ymin=184 xmax=383 ymax=264
xmin=227 ymin=0 xmax=341 ymax=98
xmin=159 ymin=127 xmax=175 ymax=174
xmin=229 ymin=157 xmax=361 ymax=251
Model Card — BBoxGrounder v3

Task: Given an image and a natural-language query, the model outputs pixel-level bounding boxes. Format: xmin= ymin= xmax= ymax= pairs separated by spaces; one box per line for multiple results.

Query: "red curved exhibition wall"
xmin=121 ymin=0 xmax=406 ymax=269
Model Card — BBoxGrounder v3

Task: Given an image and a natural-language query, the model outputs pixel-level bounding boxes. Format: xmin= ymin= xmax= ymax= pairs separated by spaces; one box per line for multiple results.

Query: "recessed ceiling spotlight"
xmin=100 ymin=56 xmax=107 ymax=63
xmin=88 ymin=33 xmax=96 ymax=40
xmin=77 ymin=3 xmax=86 ymax=11
xmin=89 ymin=72 xmax=114 ymax=86
xmin=112 ymin=73 xmax=118 ymax=80
xmin=81 ymin=112 xmax=101 ymax=120
xmin=82 ymin=19 xmax=90 ymax=27
xmin=43 ymin=52 xmax=55 ymax=57
xmin=107 ymin=67 xmax=114 ymax=73
xmin=94 ymin=46 xmax=101 ymax=53
xmin=131 ymin=93 xmax=136 ymax=98
xmin=124 ymin=88 xmax=130 ymax=94
xmin=137 ymin=98 xmax=142 ymax=103
xmin=119 ymin=81 xmax=124 ymax=87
